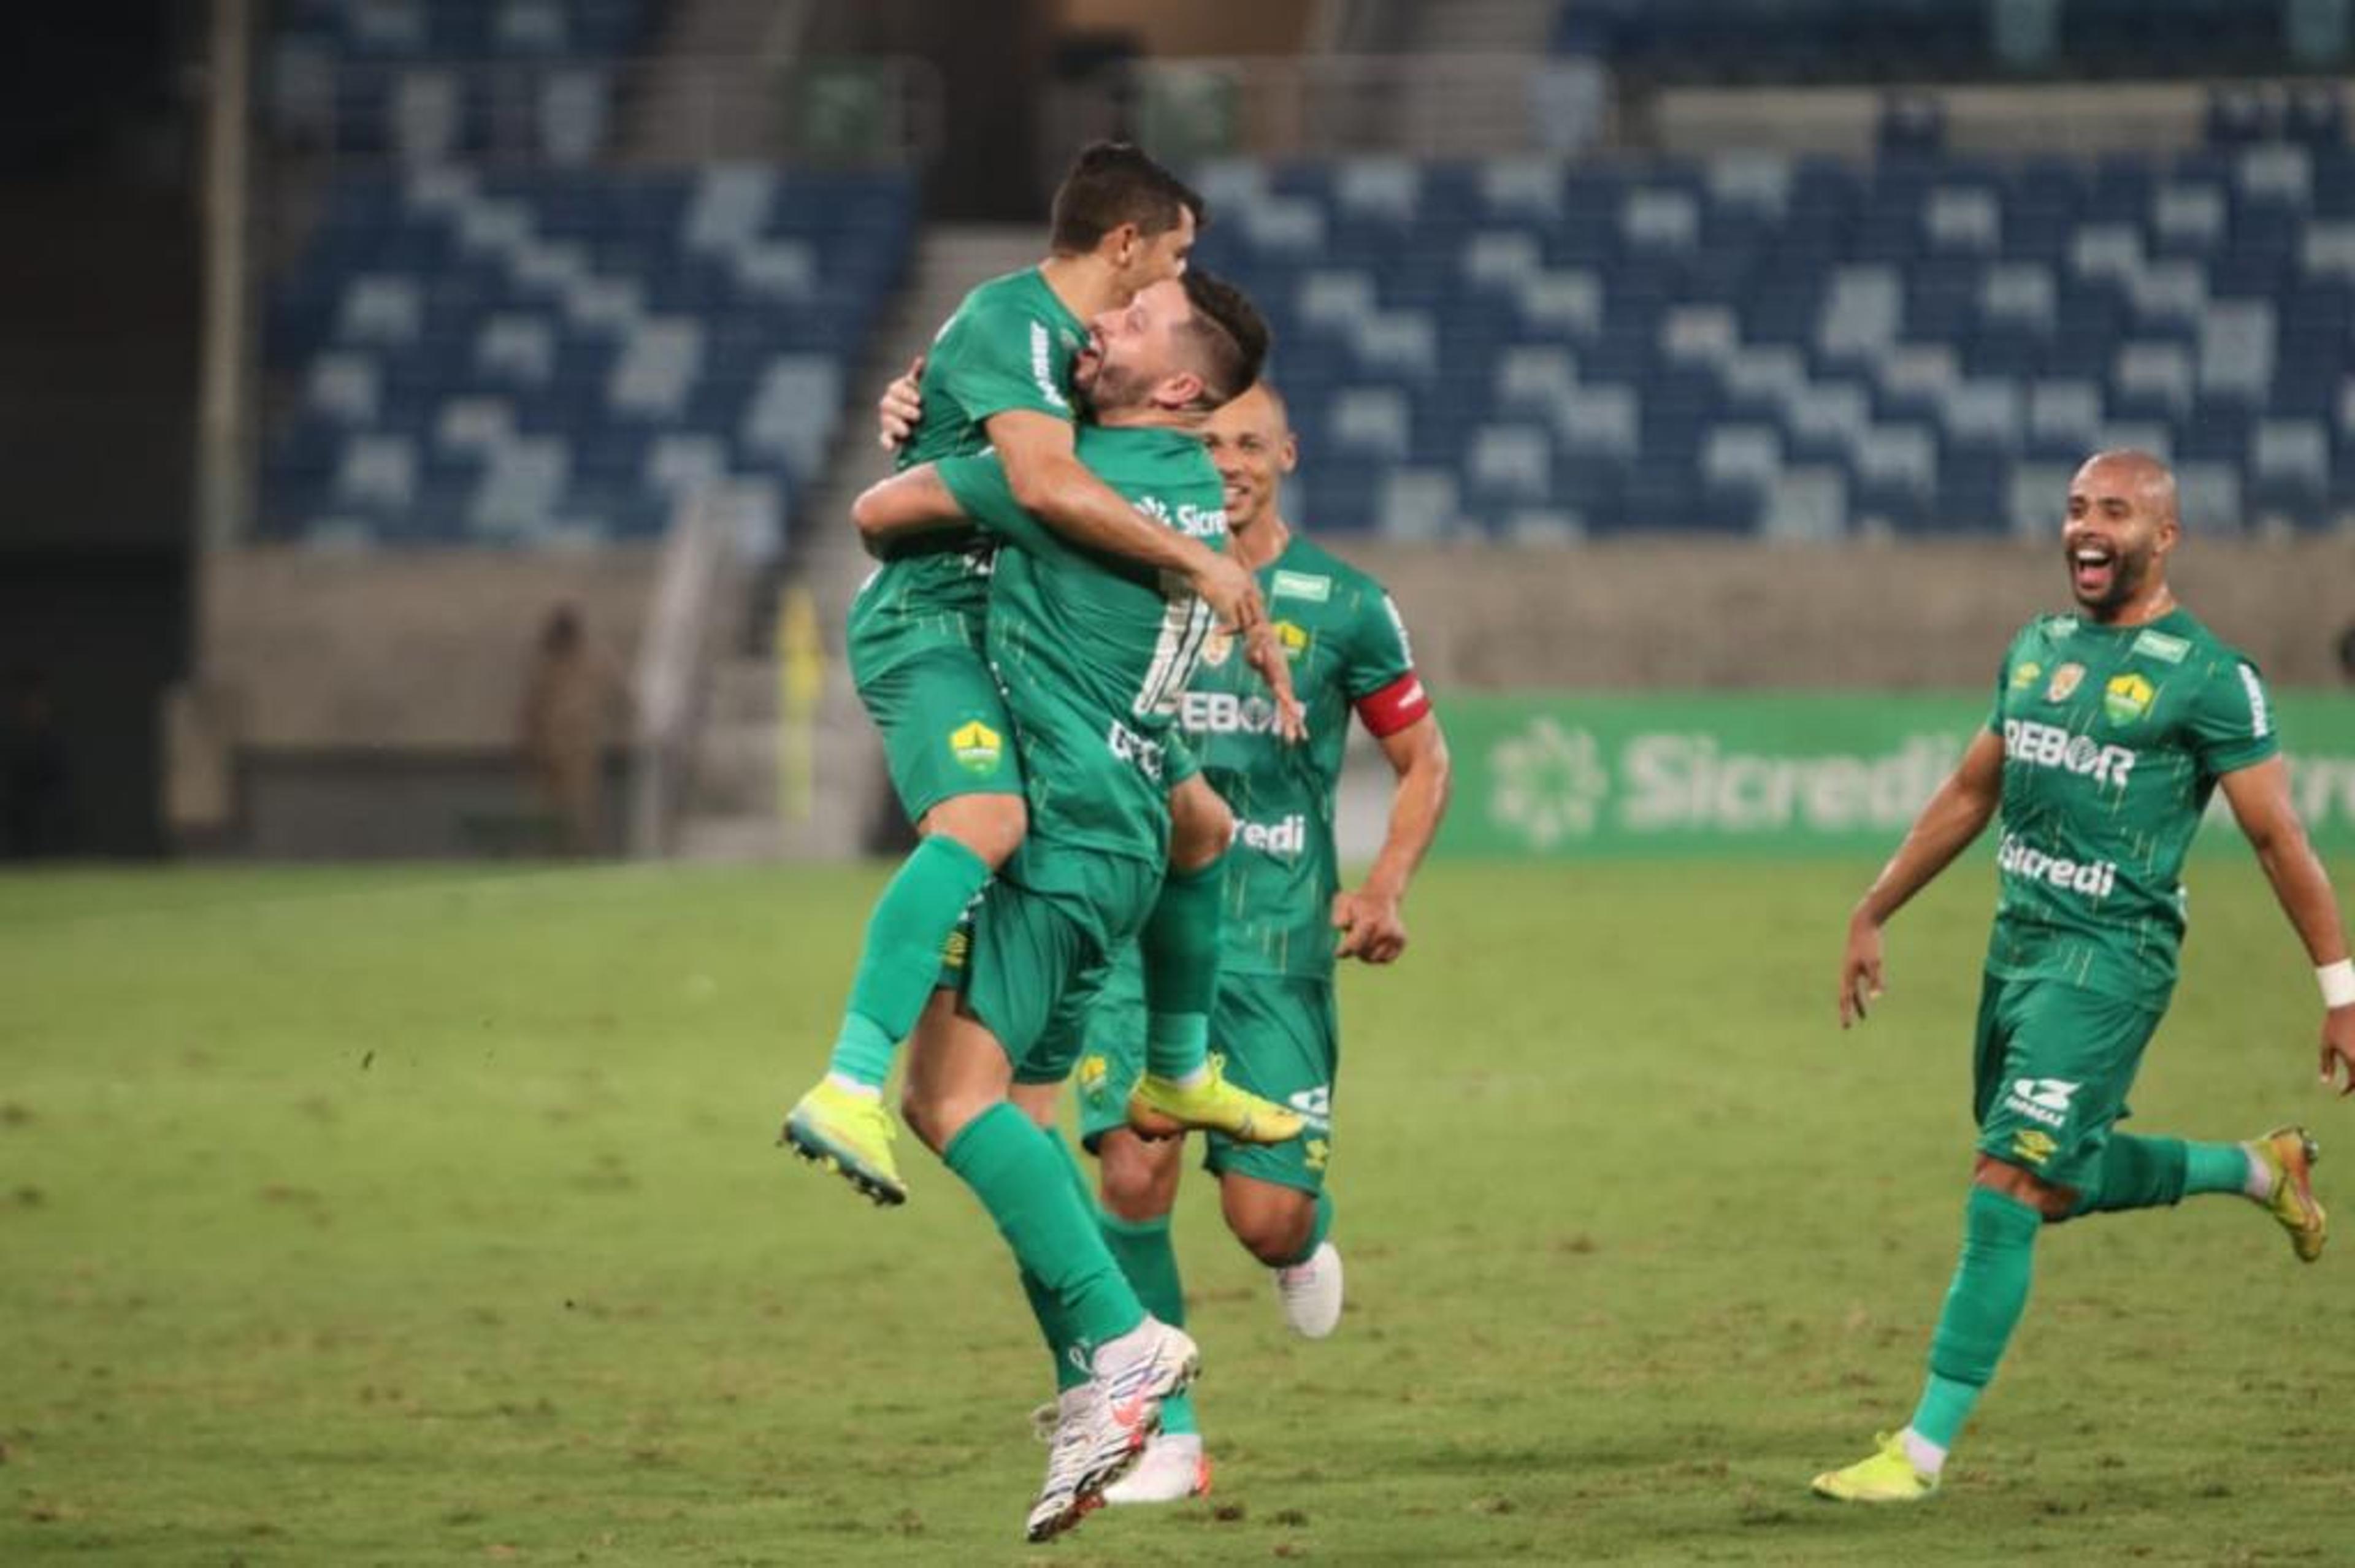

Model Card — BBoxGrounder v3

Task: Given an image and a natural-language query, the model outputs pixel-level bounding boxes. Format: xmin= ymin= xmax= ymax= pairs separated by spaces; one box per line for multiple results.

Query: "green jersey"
xmin=1180 ymin=535 xmax=1425 ymax=981
xmin=846 ymin=268 xmax=1089 ymax=680
xmin=1983 ymin=606 xmax=2278 ymax=1004
xmin=939 ymin=423 xmax=1228 ymax=869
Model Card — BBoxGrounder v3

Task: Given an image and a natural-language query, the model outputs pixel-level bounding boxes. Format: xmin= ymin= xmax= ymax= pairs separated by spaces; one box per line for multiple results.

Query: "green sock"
xmin=2068 ymin=1134 xmax=2189 ymax=1217
xmin=1912 ymin=1187 xmax=2042 ymax=1450
xmin=1277 ymin=1189 xmax=1335 ymax=1268
xmin=826 ymin=835 xmax=992 ymax=1088
xmin=1020 ymin=1130 xmax=1105 ymax=1393
xmin=1100 ymin=1210 xmax=1195 ymax=1436
xmin=1140 ymin=857 xmax=1223 ymax=1080
xmin=941 ymin=1104 xmax=1143 ymax=1356
xmin=2183 ymin=1140 xmax=2254 ymax=1197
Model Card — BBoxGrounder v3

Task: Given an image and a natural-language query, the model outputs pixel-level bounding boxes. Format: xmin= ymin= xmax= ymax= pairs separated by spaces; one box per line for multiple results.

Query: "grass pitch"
xmin=1 ymin=858 xmax=2348 ymax=1565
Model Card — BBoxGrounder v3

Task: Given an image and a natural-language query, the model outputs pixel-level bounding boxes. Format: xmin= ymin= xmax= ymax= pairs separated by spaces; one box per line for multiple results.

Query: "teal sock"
xmin=1100 ymin=1210 xmax=1195 ymax=1436
xmin=1141 ymin=857 xmax=1223 ymax=1080
xmin=1912 ymin=1187 xmax=2042 ymax=1450
xmin=1277 ymin=1189 xmax=1335 ymax=1268
xmin=2068 ymin=1134 xmax=2189 ymax=1217
xmin=942 ymin=1104 xmax=1143 ymax=1355
xmin=1022 ymin=1129 xmax=1105 ymax=1393
xmin=2183 ymin=1139 xmax=2254 ymax=1197
xmin=826 ymin=835 xmax=992 ymax=1087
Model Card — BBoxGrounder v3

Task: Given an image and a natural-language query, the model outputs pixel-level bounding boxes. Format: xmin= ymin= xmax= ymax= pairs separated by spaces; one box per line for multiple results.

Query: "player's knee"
xmin=1970 ymin=1153 xmax=2077 ymax=1220
xmin=924 ymin=794 xmax=1028 ymax=870
xmin=1097 ymin=1130 xmax=1181 ymax=1221
xmin=899 ymin=1082 xmax=981 ymax=1157
xmin=1166 ymin=779 xmax=1233 ymax=874
xmin=1223 ymin=1184 xmax=1314 ymax=1266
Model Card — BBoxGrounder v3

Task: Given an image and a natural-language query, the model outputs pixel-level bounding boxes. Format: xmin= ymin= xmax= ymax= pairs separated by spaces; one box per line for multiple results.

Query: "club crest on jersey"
xmin=2043 ymin=662 xmax=2085 ymax=703
xmin=2104 ymin=672 xmax=2156 ymax=724
xmin=949 ymin=720 xmax=1003 ymax=774
xmin=1200 ymin=626 xmax=1235 ymax=668
xmin=2010 ymin=660 xmax=2043 ymax=690
xmin=1274 ymin=621 xmax=1310 ymax=661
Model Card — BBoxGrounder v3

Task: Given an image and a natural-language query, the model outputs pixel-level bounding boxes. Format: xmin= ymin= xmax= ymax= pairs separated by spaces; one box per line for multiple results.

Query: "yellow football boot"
xmin=2254 ymin=1125 xmax=2326 ymax=1263
xmin=1812 ymin=1432 xmax=1940 ymax=1504
xmin=1127 ymin=1054 xmax=1303 ymax=1144
xmin=781 ymin=1080 xmax=907 ymax=1206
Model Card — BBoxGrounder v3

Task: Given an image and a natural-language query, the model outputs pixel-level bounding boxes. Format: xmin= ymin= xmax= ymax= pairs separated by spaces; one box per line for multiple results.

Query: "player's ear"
xmin=1157 ymin=370 xmax=1205 ymax=411
xmin=1277 ymin=434 xmax=1299 ymax=474
xmin=1102 ymin=221 xmax=1142 ymax=269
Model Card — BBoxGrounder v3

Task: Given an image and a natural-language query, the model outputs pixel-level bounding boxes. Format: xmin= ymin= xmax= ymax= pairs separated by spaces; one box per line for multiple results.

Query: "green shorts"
xmin=957 ymin=844 xmax=1162 ymax=1085
xmin=856 ymin=646 xmax=1021 ymax=822
xmin=1971 ymin=971 xmax=2164 ymax=1192
xmin=1068 ymin=954 xmax=1337 ymax=1196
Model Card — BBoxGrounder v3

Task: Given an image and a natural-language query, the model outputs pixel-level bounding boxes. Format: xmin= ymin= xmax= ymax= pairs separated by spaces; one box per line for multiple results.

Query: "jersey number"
xmin=1135 ymin=593 xmax=1217 ymax=719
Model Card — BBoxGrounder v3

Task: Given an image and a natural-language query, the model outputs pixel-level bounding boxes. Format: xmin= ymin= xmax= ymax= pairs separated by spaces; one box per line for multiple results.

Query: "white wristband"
xmin=2323 ymin=960 xmax=2355 ymax=1009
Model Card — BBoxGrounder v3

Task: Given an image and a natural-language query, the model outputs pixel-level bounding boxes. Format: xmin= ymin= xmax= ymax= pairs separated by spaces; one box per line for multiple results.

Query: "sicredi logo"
xmin=1996 ymin=832 xmax=2119 ymax=898
xmin=2002 ymin=719 xmax=2137 ymax=787
xmin=1234 ymin=814 xmax=1307 ymax=857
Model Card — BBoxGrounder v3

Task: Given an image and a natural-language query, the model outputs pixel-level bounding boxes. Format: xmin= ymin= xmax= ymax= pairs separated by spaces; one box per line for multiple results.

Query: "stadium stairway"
xmin=672 ymin=224 xmax=1045 ymax=860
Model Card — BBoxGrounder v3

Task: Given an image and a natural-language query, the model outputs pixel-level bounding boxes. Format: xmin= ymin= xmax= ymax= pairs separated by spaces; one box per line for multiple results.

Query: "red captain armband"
xmin=1354 ymin=671 xmax=1431 ymax=738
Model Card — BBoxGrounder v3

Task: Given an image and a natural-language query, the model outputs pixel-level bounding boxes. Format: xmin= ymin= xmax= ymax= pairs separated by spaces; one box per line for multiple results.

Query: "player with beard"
xmin=1812 ymin=449 xmax=2355 ymax=1502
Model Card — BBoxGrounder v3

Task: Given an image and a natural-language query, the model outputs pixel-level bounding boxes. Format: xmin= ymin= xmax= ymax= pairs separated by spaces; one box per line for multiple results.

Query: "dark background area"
xmin=0 ymin=2 xmax=197 ymax=857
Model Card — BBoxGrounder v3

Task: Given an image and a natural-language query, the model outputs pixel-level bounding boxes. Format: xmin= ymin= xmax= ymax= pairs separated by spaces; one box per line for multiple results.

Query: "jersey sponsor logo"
xmin=949 ymin=720 xmax=1004 ymax=774
xmin=1271 ymin=569 xmax=1331 ymax=603
xmin=2001 ymin=719 xmax=2137 ymax=786
xmin=2044 ymin=662 xmax=2086 ymax=703
xmin=1130 ymin=493 xmax=1229 ymax=541
xmin=1105 ymin=717 xmax=1166 ymax=782
xmin=1232 ymin=813 xmax=1308 ymax=858
xmin=1287 ymin=1085 xmax=1333 ymax=1131
xmin=2010 ymin=1128 xmax=2059 ymax=1166
xmin=2004 ymin=1077 xmax=2081 ymax=1130
xmin=2010 ymin=660 xmax=2043 ymax=690
xmin=1179 ymin=689 xmax=1288 ymax=736
xmin=2240 ymin=662 xmax=2271 ymax=739
xmin=2103 ymin=672 xmax=2156 ymax=724
xmin=1027 ymin=320 xmax=1069 ymax=411
xmin=2131 ymin=628 xmax=2191 ymax=664
xmin=1996 ymin=831 xmax=2120 ymax=899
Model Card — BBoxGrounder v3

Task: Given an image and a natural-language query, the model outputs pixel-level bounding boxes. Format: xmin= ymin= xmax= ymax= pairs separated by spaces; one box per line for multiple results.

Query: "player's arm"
xmin=2218 ymin=758 xmax=2355 ymax=1094
xmin=985 ymin=410 xmax=1266 ymax=635
xmin=850 ymin=464 xmax=966 ymax=552
xmin=876 ymin=356 xmax=924 ymax=451
xmin=1334 ymin=709 xmax=1451 ymax=965
xmin=1839 ymin=727 xmax=2006 ymax=1027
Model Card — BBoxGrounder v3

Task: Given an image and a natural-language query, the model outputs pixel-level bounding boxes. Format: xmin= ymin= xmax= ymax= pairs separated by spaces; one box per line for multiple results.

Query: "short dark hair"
xmin=1173 ymin=269 xmax=1270 ymax=410
xmin=1048 ymin=141 xmax=1204 ymax=256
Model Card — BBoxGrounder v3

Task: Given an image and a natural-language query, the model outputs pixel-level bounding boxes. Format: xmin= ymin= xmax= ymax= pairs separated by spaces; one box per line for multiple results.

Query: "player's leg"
xmin=1204 ymin=977 xmax=1344 ymax=1338
xmin=902 ymin=867 xmax=1196 ymax=1539
xmin=784 ymin=649 xmax=1024 ymax=1203
xmin=2062 ymin=1126 xmax=2325 ymax=1260
xmin=1060 ymin=954 xmax=1211 ymax=1504
xmin=1815 ymin=976 xmax=2145 ymax=1502
xmin=1126 ymin=771 xmax=1305 ymax=1144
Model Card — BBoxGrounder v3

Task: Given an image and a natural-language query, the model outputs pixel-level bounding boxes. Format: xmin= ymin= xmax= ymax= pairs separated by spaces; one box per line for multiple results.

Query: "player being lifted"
xmin=1070 ymin=382 xmax=1450 ymax=1501
xmin=851 ymin=271 xmax=1271 ymax=1540
xmin=1813 ymin=450 xmax=2355 ymax=1503
xmin=784 ymin=144 xmax=1301 ymax=1204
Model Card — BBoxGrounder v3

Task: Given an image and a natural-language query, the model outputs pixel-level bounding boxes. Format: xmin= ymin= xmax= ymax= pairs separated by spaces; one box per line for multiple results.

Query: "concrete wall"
xmin=1336 ymin=536 xmax=2355 ymax=692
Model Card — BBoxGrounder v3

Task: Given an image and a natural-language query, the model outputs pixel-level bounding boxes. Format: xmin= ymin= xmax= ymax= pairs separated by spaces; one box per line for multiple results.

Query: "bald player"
xmin=1812 ymin=449 xmax=2355 ymax=1502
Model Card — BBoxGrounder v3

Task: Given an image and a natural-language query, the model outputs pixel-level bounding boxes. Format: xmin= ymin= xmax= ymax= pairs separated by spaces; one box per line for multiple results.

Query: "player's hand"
xmin=1241 ymin=624 xmax=1308 ymax=743
xmin=876 ymin=355 xmax=925 ymax=451
xmin=2322 ymin=1003 xmax=2355 ymax=1096
xmin=1333 ymin=885 xmax=1407 ymax=964
xmin=1193 ymin=551 xmax=1265 ymax=635
xmin=1838 ymin=912 xmax=1885 ymax=1028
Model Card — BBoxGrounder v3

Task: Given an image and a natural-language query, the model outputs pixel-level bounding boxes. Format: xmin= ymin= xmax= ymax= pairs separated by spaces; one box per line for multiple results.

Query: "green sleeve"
xmin=1342 ymin=584 xmax=1418 ymax=701
xmin=937 ymin=451 xmax=1054 ymax=556
xmin=2185 ymin=654 xmax=2282 ymax=778
xmin=934 ymin=300 xmax=1076 ymax=427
